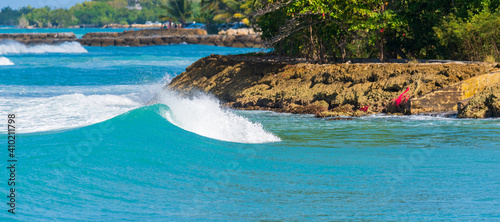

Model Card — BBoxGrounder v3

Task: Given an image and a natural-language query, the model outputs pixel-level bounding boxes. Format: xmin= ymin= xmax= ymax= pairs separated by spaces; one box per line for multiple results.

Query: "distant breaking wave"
xmin=0 ymin=56 xmax=14 ymax=65
xmin=0 ymin=40 xmax=87 ymax=55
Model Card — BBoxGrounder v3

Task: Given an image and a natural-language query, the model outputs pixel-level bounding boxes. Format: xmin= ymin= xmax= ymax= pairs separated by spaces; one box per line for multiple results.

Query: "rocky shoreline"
xmin=168 ymin=54 xmax=500 ymax=118
xmin=458 ymin=83 xmax=500 ymax=118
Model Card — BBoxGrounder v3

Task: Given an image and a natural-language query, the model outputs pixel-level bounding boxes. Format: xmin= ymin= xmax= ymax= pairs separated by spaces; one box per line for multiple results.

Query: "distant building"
xmin=126 ymin=0 xmax=142 ymax=10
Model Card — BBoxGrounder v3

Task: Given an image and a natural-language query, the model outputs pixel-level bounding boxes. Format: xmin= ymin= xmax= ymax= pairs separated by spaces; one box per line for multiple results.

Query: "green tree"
xmin=26 ymin=6 xmax=51 ymax=27
xmin=201 ymin=0 xmax=255 ymax=25
xmin=159 ymin=0 xmax=194 ymax=24
xmin=256 ymin=0 xmax=401 ymax=62
xmin=71 ymin=1 xmax=115 ymax=26
xmin=255 ymin=0 xmax=499 ymax=62
xmin=107 ymin=0 xmax=128 ymax=9
xmin=0 ymin=7 xmax=22 ymax=25
xmin=434 ymin=6 xmax=500 ymax=61
xmin=383 ymin=0 xmax=499 ymax=59
xmin=49 ymin=8 xmax=77 ymax=27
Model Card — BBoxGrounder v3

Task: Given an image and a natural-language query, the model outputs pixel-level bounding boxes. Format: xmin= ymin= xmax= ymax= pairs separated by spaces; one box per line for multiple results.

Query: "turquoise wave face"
xmin=5 ymin=105 xmax=500 ymax=221
xmin=8 ymin=104 xmax=277 ymax=221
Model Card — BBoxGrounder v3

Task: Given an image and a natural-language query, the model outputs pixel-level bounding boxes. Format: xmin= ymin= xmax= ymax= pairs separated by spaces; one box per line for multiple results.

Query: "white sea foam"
xmin=155 ymin=90 xmax=281 ymax=144
xmin=0 ymin=80 xmax=166 ymax=133
xmin=1 ymin=93 xmax=141 ymax=133
xmin=0 ymin=40 xmax=87 ymax=55
xmin=0 ymin=56 xmax=14 ymax=65
xmin=0 ymin=83 xmax=164 ymax=133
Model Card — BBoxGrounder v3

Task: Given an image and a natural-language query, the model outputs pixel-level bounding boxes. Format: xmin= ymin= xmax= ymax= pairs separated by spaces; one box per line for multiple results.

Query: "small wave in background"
xmin=0 ymin=40 xmax=87 ymax=54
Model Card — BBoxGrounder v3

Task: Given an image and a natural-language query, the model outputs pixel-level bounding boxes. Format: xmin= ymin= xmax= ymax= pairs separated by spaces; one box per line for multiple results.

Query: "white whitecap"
xmin=0 ymin=56 xmax=14 ymax=65
xmin=0 ymin=80 xmax=167 ymax=134
xmin=155 ymin=90 xmax=281 ymax=144
xmin=1 ymin=93 xmax=141 ymax=133
xmin=0 ymin=40 xmax=87 ymax=55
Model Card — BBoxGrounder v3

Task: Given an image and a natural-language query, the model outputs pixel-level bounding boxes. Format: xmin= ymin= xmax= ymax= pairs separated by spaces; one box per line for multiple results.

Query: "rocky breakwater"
xmin=0 ymin=33 xmax=76 ymax=45
xmin=77 ymin=28 xmax=263 ymax=48
xmin=103 ymin=23 xmax=163 ymax=28
xmin=168 ymin=54 xmax=500 ymax=118
xmin=457 ymin=82 xmax=500 ymax=118
xmin=410 ymin=68 xmax=500 ymax=114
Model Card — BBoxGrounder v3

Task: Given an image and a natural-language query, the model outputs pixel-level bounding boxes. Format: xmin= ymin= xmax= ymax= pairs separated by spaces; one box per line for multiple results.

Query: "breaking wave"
xmin=0 ymin=40 xmax=87 ymax=55
xmin=0 ymin=56 xmax=14 ymax=65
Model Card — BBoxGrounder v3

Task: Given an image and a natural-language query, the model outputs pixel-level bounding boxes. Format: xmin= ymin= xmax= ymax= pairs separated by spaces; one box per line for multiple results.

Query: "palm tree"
xmin=158 ymin=0 xmax=193 ymax=24
xmin=201 ymin=0 xmax=255 ymax=25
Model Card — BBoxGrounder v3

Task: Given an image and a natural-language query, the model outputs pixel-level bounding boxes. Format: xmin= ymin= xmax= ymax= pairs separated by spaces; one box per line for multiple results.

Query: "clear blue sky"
xmin=0 ymin=0 xmax=87 ymax=10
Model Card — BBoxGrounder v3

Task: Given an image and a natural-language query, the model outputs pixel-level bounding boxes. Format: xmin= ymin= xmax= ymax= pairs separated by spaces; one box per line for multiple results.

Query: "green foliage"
xmin=158 ymin=0 xmax=193 ymax=23
xmin=434 ymin=7 xmax=500 ymax=61
xmin=71 ymin=1 xmax=115 ymax=26
xmin=256 ymin=0 xmax=401 ymax=62
xmin=256 ymin=0 xmax=500 ymax=62
xmin=0 ymin=7 xmax=23 ymax=25
xmin=201 ymin=0 xmax=256 ymax=24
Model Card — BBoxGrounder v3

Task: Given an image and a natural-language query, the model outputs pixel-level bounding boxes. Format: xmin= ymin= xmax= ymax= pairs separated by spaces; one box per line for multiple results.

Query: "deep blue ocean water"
xmin=1 ymin=36 xmax=500 ymax=221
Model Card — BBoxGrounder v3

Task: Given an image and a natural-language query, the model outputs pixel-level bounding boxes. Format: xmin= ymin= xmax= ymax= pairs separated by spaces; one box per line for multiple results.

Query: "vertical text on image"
xmin=7 ymin=114 xmax=17 ymax=215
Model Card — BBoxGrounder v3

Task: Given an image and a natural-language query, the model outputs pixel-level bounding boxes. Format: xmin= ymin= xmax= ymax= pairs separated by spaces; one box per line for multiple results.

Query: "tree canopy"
xmin=254 ymin=0 xmax=500 ymax=62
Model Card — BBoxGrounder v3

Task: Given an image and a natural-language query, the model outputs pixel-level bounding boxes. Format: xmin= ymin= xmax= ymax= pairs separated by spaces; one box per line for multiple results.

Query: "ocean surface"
xmin=1 ymin=37 xmax=500 ymax=221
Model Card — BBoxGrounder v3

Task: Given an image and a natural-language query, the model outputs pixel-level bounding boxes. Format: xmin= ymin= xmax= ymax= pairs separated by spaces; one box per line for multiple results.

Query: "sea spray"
xmin=0 ymin=40 xmax=87 ymax=54
xmin=154 ymin=90 xmax=281 ymax=143
xmin=3 ymin=93 xmax=142 ymax=133
xmin=0 ymin=56 xmax=14 ymax=65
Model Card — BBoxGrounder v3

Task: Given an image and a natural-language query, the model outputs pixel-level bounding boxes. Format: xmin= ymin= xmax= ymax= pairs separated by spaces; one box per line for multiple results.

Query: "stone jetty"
xmin=0 ymin=33 xmax=76 ymax=45
xmin=77 ymin=29 xmax=264 ymax=48
xmin=0 ymin=29 xmax=264 ymax=48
